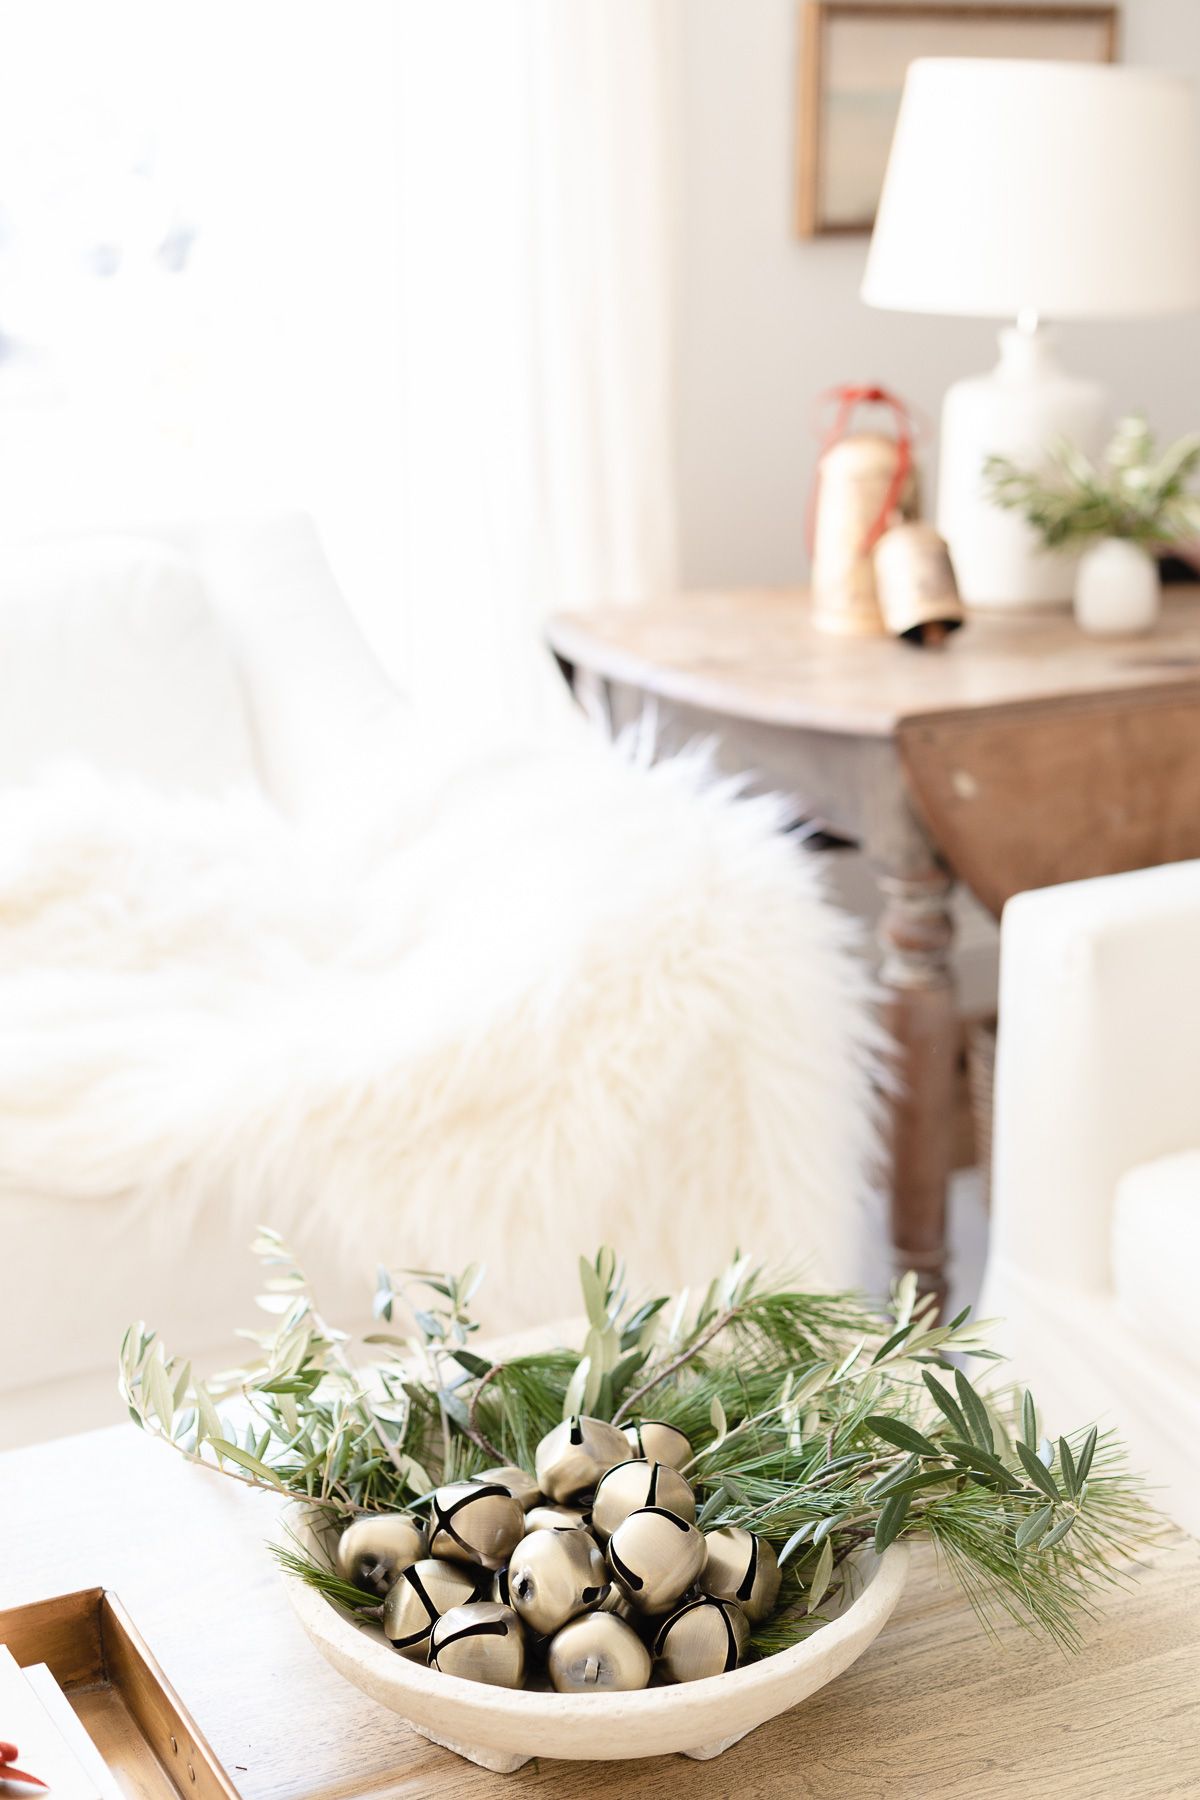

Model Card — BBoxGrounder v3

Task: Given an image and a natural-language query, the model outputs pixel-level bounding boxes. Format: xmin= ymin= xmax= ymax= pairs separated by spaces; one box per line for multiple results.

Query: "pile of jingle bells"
xmin=336 ymin=1414 xmax=781 ymax=1693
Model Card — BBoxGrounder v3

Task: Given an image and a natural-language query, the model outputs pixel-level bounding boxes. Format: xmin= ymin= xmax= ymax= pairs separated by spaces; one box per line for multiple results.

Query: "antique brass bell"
xmin=873 ymin=519 xmax=965 ymax=645
xmin=607 ymin=1506 xmax=706 ymax=1614
xmin=429 ymin=1601 xmax=526 ymax=1688
xmin=700 ymin=1526 xmax=782 ymax=1624
xmin=654 ymin=1596 xmax=749 ymax=1683
xmin=477 ymin=1463 xmax=542 ymax=1512
xmin=336 ymin=1512 xmax=427 ymax=1598
xmin=382 ymin=1557 xmax=478 ymax=1658
xmin=547 ymin=1612 xmax=653 ymax=1694
xmin=623 ymin=1419 xmax=693 ymax=1470
xmin=535 ymin=1415 xmax=629 ymax=1502
xmin=428 ymin=1480 xmax=525 ymax=1570
xmin=591 ymin=1459 xmax=696 ymax=1543
xmin=594 ymin=1581 xmax=636 ymax=1621
xmin=506 ymin=1527 xmax=609 ymax=1635
xmin=526 ymin=1502 xmax=593 ymax=1533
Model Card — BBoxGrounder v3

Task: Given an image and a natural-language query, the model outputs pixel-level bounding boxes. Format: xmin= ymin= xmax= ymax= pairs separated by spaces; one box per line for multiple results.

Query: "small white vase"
xmin=1073 ymin=538 xmax=1161 ymax=636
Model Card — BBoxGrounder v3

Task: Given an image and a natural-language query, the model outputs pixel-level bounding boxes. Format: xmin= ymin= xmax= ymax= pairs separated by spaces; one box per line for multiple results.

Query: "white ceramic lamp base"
xmin=936 ymin=327 xmax=1109 ymax=612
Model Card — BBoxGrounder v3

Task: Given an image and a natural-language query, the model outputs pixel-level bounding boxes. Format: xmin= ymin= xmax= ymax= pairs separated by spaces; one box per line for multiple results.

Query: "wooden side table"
xmin=547 ymin=588 xmax=1200 ymax=1304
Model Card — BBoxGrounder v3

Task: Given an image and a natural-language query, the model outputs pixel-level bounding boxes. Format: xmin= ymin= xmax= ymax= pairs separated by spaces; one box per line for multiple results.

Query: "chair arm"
xmin=988 ymin=859 xmax=1200 ymax=1297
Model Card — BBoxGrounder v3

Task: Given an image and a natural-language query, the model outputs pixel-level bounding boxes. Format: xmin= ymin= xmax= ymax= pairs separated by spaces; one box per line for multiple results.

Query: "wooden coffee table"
xmin=548 ymin=589 xmax=1200 ymax=1306
xmin=3 ymin=1426 xmax=1198 ymax=1798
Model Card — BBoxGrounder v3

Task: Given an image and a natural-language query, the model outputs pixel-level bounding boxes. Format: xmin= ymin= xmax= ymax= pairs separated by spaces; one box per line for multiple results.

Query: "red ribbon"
xmin=0 ymin=1742 xmax=48 ymax=1788
xmin=807 ymin=384 xmax=917 ymax=556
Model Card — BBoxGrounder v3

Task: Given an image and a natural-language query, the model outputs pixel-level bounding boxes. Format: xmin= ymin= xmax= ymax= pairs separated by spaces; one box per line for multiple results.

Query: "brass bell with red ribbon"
xmin=809 ymin=385 xmax=920 ymax=637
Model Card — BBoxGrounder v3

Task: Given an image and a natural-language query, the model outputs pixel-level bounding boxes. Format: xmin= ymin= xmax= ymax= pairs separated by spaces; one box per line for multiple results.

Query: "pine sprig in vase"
xmin=985 ymin=415 xmax=1200 ymax=631
xmin=985 ymin=414 xmax=1200 ymax=550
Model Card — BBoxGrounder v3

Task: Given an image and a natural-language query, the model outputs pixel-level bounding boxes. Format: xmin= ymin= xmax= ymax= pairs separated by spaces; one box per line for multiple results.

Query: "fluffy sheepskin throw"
xmin=0 ymin=746 xmax=881 ymax=1329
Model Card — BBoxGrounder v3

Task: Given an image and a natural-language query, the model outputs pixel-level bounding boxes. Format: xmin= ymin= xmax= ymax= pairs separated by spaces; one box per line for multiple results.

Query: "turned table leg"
xmin=877 ymin=865 xmax=958 ymax=1312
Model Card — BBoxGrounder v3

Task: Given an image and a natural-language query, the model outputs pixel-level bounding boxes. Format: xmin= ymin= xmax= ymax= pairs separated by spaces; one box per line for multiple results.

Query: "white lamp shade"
xmin=862 ymin=59 xmax=1200 ymax=320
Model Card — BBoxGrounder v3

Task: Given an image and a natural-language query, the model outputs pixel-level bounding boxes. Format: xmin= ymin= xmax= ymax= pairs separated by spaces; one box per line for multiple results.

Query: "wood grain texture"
xmin=879 ymin=867 xmax=958 ymax=1305
xmin=2 ymin=1427 xmax=1197 ymax=1798
xmin=546 ymin=589 xmax=1200 ymax=738
xmin=899 ymin=696 xmax=1200 ymax=917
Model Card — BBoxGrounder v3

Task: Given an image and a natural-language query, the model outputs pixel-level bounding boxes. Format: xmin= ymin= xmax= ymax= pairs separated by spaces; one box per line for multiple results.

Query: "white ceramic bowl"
xmin=278 ymin=1505 xmax=908 ymax=1774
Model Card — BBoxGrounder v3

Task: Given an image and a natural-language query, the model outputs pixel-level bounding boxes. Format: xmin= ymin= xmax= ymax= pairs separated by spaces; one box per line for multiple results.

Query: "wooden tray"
xmin=0 ymin=1589 xmax=240 ymax=1800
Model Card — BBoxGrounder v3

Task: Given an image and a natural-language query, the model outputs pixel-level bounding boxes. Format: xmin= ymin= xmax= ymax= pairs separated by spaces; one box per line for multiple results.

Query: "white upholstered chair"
xmin=0 ymin=514 xmax=405 ymax=1445
xmin=0 ymin=515 xmax=879 ymax=1449
xmin=981 ymin=860 xmax=1200 ymax=1535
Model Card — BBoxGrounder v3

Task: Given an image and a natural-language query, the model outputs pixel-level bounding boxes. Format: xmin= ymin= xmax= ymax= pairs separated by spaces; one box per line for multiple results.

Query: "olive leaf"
xmin=578 ymin=1257 xmax=608 ymax=1331
xmin=922 ymin=1372 xmax=970 ymax=1441
xmin=807 ymin=1537 xmax=834 ymax=1611
xmin=1059 ymin=1436 xmax=1079 ymax=1499
xmin=866 ymin=1416 xmax=940 ymax=1457
xmin=1015 ymin=1502 xmax=1055 ymax=1550
xmin=1075 ymin=1425 xmax=1099 ymax=1489
xmin=1041 ymin=1515 xmax=1076 ymax=1551
xmin=776 ymin=1521 xmax=815 ymax=1569
xmin=954 ymin=1369 xmax=994 ymax=1452
xmin=1017 ymin=1440 xmax=1061 ymax=1500
xmin=874 ymin=1490 xmax=911 ymax=1553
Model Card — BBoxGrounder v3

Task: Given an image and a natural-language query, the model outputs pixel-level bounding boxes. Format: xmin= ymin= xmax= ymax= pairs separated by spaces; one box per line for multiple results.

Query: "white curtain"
xmin=0 ymin=0 xmax=680 ymax=732
xmin=385 ymin=0 xmax=681 ymax=732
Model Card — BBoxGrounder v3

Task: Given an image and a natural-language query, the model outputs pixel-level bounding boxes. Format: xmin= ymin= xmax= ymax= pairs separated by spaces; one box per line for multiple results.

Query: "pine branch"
xmin=116 ymin=1237 xmax=1160 ymax=1664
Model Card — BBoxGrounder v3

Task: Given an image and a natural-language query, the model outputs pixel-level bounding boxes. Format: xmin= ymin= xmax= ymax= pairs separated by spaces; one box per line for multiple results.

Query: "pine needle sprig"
xmin=119 ymin=1238 xmax=1161 ymax=1664
xmin=271 ymin=1543 xmax=383 ymax=1619
xmin=985 ymin=412 xmax=1200 ymax=550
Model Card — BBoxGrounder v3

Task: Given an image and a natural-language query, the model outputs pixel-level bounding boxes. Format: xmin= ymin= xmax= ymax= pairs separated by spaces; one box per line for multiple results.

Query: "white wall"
xmin=672 ymin=0 xmax=1200 ymax=1013
xmin=674 ymin=0 xmax=1200 ymax=588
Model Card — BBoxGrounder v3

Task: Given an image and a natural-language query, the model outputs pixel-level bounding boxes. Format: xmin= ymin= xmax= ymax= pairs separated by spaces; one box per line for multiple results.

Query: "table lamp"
xmin=862 ymin=59 xmax=1200 ymax=610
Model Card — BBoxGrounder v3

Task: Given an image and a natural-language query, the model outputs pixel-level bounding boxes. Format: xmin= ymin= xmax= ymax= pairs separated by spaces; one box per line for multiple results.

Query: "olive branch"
xmin=119 ymin=1237 xmax=1159 ymax=1659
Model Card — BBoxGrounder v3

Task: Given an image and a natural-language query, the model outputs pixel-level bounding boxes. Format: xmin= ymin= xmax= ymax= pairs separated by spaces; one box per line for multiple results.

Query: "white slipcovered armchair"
xmin=0 ymin=515 xmax=879 ymax=1449
xmin=981 ymin=860 xmax=1200 ymax=1535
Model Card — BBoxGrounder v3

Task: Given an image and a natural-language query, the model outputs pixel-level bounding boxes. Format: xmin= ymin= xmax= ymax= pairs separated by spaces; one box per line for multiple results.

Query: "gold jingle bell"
xmin=535 ymin=1415 xmax=629 ymax=1503
xmin=477 ymin=1463 xmax=542 ymax=1512
xmin=591 ymin=1459 xmax=696 ymax=1543
xmin=624 ymin=1419 xmax=692 ymax=1470
xmin=336 ymin=1512 xmax=427 ymax=1598
xmin=382 ymin=1557 xmax=478 ymax=1659
xmin=548 ymin=1611 xmax=653 ymax=1694
xmin=607 ymin=1507 xmax=706 ymax=1614
xmin=526 ymin=1502 xmax=593 ymax=1533
xmin=428 ymin=1480 xmax=525 ymax=1571
xmin=429 ymin=1601 xmax=526 ymax=1688
xmin=506 ymin=1526 xmax=609 ymax=1635
xmin=594 ymin=1581 xmax=636 ymax=1621
xmin=654 ymin=1596 xmax=749 ymax=1683
xmin=701 ymin=1526 xmax=782 ymax=1624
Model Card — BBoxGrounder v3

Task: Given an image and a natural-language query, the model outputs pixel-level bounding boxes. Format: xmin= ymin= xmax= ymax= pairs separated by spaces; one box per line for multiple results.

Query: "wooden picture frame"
xmin=795 ymin=2 xmax=1119 ymax=237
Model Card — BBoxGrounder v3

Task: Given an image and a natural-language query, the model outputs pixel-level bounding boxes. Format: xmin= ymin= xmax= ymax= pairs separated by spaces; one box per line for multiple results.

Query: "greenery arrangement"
xmin=985 ymin=414 xmax=1200 ymax=550
xmin=120 ymin=1235 xmax=1155 ymax=1659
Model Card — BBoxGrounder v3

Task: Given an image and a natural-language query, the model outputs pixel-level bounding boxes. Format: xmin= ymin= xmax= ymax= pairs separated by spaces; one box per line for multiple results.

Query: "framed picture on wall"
xmin=796 ymin=2 xmax=1119 ymax=237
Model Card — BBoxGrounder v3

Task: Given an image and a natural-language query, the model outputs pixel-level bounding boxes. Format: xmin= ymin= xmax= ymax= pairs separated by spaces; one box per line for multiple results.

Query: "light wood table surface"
xmin=3 ymin=1426 xmax=1198 ymax=1799
xmin=548 ymin=589 xmax=1200 ymax=1306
